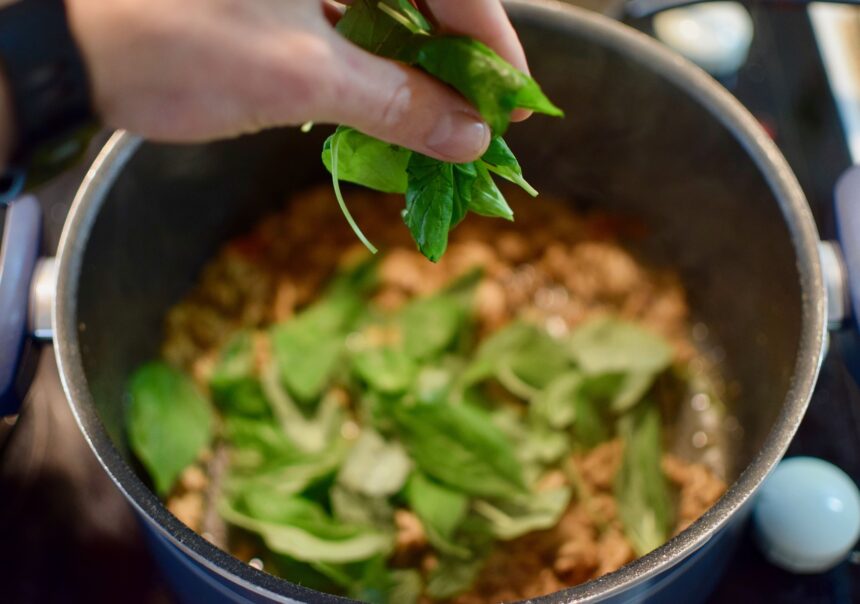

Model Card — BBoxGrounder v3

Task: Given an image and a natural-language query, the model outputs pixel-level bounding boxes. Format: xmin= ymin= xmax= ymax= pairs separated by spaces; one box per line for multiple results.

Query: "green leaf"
xmin=388 ymin=569 xmax=423 ymax=604
xmin=568 ymin=318 xmax=674 ymax=412
xmin=260 ymin=363 xmax=345 ymax=453
xmin=461 ymin=321 xmax=537 ymax=385
xmin=474 ymin=487 xmax=571 ymax=540
xmin=415 ymin=36 xmax=563 ymax=135
xmin=615 ymin=402 xmax=672 ymax=557
xmin=469 ymin=162 xmax=514 ymax=220
xmin=480 ymin=136 xmax=538 ymax=197
xmin=398 ymin=294 xmax=466 ymax=360
xmin=336 ymin=0 xmax=420 ymax=62
xmin=461 ymin=321 xmax=569 ymax=396
xmin=315 ymin=556 xmax=422 ymax=604
xmin=404 ymin=153 xmax=455 ymax=262
xmin=352 ymin=347 xmax=418 ymax=394
xmin=452 ymin=162 xmax=477 ymax=227
xmin=223 ymin=416 xmax=303 ymax=471
xmin=406 ymin=472 xmax=471 ymax=558
xmin=271 ymin=294 xmax=360 ymax=403
xmin=394 ymin=401 xmax=526 ymax=499
xmin=532 ymin=371 xmax=583 ymax=429
xmin=127 ymin=362 xmax=214 ymax=495
xmin=224 ymin=437 xmax=347 ymax=497
xmin=413 ymin=364 xmax=457 ymax=405
xmin=330 ymin=485 xmax=395 ymax=529
xmin=338 ymin=430 xmax=413 ymax=496
xmin=426 ymin=556 xmax=485 ymax=600
xmin=387 ymin=0 xmax=430 ymax=32
xmin=567 ymin=318 xmax=673 ymax=376
xmin=322 ymin=127 xmax=411 ymax=194
xmin=571 ymin=378 xmax=613 ymax=449
xmin=221 ymin=497 xmax=393 ymax=563
xmin=328 ymin=127 xmax=380 ymax=254
xmin=209 ymin=330 xmax=270 ymax=417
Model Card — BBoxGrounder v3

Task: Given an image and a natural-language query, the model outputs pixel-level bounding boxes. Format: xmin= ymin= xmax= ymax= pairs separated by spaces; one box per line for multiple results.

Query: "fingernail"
xmin=426 ymin=111 xmax=490 ymax=161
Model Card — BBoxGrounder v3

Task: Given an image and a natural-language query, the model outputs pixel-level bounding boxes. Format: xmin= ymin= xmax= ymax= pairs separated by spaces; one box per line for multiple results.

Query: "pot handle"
xmin=0 ymin=195 xmax=42 ymax=415
xmin=833 ymin=166 xmax=860 ymax=332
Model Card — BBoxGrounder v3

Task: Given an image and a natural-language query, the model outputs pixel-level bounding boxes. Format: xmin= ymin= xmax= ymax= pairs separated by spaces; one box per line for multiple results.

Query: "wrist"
xmin=0 ymin=0 xmax=95 ymax=198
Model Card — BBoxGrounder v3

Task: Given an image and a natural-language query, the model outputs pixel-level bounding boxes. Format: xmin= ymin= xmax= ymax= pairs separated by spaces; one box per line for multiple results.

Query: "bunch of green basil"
xmin=320 ymin=0 xmax=563 ymax=261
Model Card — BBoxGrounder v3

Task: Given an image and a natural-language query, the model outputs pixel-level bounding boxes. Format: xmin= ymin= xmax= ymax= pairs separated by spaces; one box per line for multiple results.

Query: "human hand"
xmin=65 ymin=0 xmax=531 ymax=163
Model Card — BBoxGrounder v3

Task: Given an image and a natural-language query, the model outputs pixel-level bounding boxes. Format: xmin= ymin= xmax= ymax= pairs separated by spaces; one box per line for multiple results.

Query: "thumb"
xmin=317 ymin=36 xmax=491 ymax=163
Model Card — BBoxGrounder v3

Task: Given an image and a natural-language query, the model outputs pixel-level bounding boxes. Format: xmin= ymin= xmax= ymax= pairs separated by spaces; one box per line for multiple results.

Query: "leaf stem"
xmin=331 ymin=131 xmax=378 ymax=254
xmin=483 ymin=162 xmax=539 ymax=197
xmin=377 ymin=3 xmax=430 ymax=35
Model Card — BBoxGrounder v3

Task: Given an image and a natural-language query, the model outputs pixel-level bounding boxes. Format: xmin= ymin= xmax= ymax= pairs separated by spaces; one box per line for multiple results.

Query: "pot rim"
xmin=53 ymin=1 xmax=826 ymax=602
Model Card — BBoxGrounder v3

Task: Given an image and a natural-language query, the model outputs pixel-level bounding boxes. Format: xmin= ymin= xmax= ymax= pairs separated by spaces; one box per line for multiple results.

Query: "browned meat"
xmin=159 ymin=185 xmax=728 ymax=603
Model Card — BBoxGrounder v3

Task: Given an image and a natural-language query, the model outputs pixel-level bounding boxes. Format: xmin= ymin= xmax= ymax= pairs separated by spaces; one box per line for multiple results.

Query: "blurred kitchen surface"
xmin=1 ymin=1 xmax=859 ymax=603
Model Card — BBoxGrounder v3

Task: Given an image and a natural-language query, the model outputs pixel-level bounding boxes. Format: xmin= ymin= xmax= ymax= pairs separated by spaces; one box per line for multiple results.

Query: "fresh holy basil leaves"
xmin=323 ymin=0 xmax=562 ymax=261
xmin=127 ymin=362 xmax=214 ymax=495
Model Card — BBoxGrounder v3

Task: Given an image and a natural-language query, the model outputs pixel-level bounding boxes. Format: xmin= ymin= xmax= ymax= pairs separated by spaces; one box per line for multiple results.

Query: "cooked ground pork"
xmin=162 ymin=186 xmax=728 ymax=602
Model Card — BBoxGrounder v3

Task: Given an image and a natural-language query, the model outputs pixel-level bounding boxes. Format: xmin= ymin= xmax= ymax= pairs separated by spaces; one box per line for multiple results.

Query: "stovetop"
xmin=1 ymin=4 xmax=858 ymax=603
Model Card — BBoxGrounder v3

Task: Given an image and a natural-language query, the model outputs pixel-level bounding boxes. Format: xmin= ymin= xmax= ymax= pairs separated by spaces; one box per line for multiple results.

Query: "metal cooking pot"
xmin=3 ymin=1 xmax=852 ymax=602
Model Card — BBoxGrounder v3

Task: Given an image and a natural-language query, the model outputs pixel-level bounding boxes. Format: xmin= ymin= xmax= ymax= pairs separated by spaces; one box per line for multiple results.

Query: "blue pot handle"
xmin=0 ymin=195 xmax=42 ymax=415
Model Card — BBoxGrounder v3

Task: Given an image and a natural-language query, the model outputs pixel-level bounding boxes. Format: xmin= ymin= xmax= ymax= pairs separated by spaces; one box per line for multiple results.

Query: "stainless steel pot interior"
xmin=53 ymin=1 xmax=825 ymax=602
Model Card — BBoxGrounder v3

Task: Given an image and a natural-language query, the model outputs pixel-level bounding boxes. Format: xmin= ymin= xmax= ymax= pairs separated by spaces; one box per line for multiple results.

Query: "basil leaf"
xmin=336 ymin=0 xmax=420 ymax=62
xmin=388 ymin=0 xmax=430 ymax=32
xmin=223 ymin=416 xmax=303 ymax=471
xmin=127 ymin=362 xmax=214 ymax=495
xmin=568 ymin=318 xmax=673 ymax=412
xmin=461 ymin=321 xmax=538 ymax=385
xmin=271 ymin=294 xmax=360 ymax=402
xmin=415 ymin=37 xmax=563 ymax=134
xmin=571 ymin=377 xmax=613 ymax=448
xmin=474 ymin=487 xmax=571 ymax=540
xmin=315 ymin=557 xmax=421 ymax=604
xmin=462 ymin=321 xmax=569 ymax=395
xmin=330 ymin=485 xmax=395 ymax=529
xmin=406 ymin=472 xmax=471 ymax=558
xmin=224 ymin=437 xmax=347 ymax=497
xmin=615 ymin=402 xmax=672 ymax=556
xmin=394 ymin=401 xmax=527 ymax=498
xmin=398 ymin=294 xmax=466 ymax=360
xmin=220 ymin=497 xmax=393 ymax=563
xmin=469 ymin=162 xmax=514 ymax=220
xmin=404 ymin=153 xmax=455 ymax=262
xmin=532 ymin=371 xmax=583 ymax=429
xmin=322 ymin=127 xmax=411 ymax=194
xmin=452 ymin=162 xmax=477 ymax=227
xmin=567 ymin=318 xmax=673 ymax=376
xmin=388 ymin=569 xmax=423 ymax=604
xmin=260 ymin=363 xmax=345 ymax=453
xmin=352 ymin=347 xmax=418 ymax=394
xmin=481 ymin=136 xmax=537 ymax=196
xmin=210 ymin=330 xmax=270 ymax=417
xmin=426 ymin=556 xmax=484 ymax=600
xmin=337 ymin=430 xmax=413 ymax=496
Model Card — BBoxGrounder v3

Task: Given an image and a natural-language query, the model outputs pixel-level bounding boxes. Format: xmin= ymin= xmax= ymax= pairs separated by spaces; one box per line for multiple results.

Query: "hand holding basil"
xmin=321 ymin=0 xmax=563 ymax=261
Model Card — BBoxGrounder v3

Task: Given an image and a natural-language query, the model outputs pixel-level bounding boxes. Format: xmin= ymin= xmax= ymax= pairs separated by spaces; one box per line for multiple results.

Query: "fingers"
xmin=417 ymin=0 xmax=532 ymax=122
xmin=420 ymin=0 xmax=528 ymax=73
xmin=316 ymin=34 xmax=490 ymax=163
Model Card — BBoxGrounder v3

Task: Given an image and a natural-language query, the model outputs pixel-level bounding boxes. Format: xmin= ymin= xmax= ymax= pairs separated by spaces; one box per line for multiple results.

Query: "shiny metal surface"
xmin=819 ymin=241 xmax=849 ymax=330
xmin=50 ymin=2 xmax=826 ymax=602
xmin=28 ymin=257 xmax=56 ymax=341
